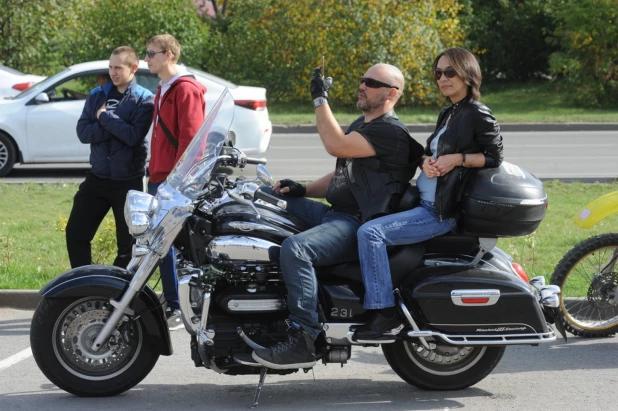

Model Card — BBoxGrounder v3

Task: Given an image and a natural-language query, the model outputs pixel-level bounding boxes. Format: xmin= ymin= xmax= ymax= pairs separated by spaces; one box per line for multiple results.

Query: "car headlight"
xmin=124 ymin=190 xmax=158 ymax=237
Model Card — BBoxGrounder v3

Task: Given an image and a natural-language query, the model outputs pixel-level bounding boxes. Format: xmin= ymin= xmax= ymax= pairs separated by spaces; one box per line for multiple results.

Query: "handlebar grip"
xmin=255 ymin=189 xmax=287 ymax=209
xmin=245 ymin=157 xmax=268 ymax=165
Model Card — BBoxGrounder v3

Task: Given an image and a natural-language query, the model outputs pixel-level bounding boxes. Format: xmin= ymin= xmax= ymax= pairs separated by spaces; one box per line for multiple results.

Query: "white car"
xmin=0 ymin=65 xmax=46 ymax=98
xmin=0 ymin=61 xmax=272 ymax=176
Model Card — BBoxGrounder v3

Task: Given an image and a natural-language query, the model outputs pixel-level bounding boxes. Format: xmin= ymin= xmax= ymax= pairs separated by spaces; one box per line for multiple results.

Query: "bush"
xmin=205 ymin=0 xmax=465 ymax=107
xmin=56 ymin=215 xmax=117 ymax=265
xmin=548 ymin=0 xmax=618 ymax=107
xmin=66 ymin=0 xmax=211 ymax=68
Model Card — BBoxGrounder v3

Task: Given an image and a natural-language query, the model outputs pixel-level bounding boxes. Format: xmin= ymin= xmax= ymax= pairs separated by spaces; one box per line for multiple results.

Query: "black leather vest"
xmin=343 ymin=113 xmax=424 ymax=222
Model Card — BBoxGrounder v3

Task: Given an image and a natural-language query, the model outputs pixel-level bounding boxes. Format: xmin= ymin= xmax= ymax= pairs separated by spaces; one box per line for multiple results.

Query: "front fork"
xmin=91 ymin=252 xmax=159 ymax=351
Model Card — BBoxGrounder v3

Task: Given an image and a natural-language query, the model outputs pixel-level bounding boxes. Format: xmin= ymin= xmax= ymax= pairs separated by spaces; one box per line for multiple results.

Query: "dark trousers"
xmin=66 ymin=173 xmax=143 ymax=269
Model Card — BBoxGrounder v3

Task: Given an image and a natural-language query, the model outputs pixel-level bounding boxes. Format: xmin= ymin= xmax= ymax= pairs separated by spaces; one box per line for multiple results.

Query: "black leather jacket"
xmin=343 ymin=113 xmax=424 ymax=222
xmin=426 ymin=97 xmax=504 ymax=219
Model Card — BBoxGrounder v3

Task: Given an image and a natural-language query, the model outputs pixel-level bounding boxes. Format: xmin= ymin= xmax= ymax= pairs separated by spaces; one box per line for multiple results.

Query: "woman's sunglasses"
xmin=360 ymin=76 xmax=399 ymax=90
xmin=434 ymin=67 xmax=458 ymax=80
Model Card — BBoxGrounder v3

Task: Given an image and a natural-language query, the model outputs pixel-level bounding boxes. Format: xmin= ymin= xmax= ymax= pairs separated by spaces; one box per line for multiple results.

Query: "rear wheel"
xmin=0 ymin=132 xmax=17 ymax=177
xmin=30 ymin=296 xmax=159 ymax=396
xmin=382 ymin=340 xmax=505 ymax=390
xmin=550 ymin=233 xmax=618 ymax=337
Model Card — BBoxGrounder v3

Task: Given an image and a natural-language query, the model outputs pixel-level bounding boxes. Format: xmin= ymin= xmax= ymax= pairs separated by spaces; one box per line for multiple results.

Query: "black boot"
xmin=252 ymin=323 xmax=316 ymax=370
xmin=353 ymin=308 xmax=402 ymax=340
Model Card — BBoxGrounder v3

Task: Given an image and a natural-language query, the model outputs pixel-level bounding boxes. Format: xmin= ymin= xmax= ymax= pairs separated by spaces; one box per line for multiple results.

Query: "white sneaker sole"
xmin=251 ymin=351 xmax=316 ymax=370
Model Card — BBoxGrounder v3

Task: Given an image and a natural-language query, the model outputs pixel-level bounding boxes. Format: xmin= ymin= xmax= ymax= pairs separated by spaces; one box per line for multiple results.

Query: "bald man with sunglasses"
xmin=252 ymin=63 xmax=424 ymax=370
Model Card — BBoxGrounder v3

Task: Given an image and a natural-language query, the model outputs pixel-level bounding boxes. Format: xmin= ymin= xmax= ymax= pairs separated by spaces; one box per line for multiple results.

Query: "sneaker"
xmin=252 ymin=323 xmax=316 ymax=370
xmin=353 ymin=309 xmax=402 ymax=340
xmin=166 ymin=308 xmax=184 ymax=331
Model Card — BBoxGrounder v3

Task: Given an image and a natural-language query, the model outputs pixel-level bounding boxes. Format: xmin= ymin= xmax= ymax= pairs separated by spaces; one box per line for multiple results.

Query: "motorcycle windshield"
xmin=166 ymin=89 xmax=235 ymax=200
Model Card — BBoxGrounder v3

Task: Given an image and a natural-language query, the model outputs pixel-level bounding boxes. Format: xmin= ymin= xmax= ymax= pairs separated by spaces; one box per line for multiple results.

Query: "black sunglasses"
xmin=146 ymin=50 xmax=167 ymax=59
xmin=434 ymin=67 xmax=458 ymax=80
xmin=360 ymin=76 xmax=399 ymax=90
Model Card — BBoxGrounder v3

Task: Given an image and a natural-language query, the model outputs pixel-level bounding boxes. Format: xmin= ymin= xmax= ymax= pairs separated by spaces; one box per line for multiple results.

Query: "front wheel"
xmin=382 ymin=340 xmax=505 ymax=390
xmin=550 ymin=233 xmax=618 ymax=338
xmin=30 ymin=296 xmax=160 ymax=396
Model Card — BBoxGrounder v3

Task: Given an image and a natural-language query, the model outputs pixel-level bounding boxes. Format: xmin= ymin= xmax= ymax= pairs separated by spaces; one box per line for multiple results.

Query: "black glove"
xmin=310 ymin=67 xmax=333 ymax=100
xmin=278 ymin=179 xmax=306 ymax=197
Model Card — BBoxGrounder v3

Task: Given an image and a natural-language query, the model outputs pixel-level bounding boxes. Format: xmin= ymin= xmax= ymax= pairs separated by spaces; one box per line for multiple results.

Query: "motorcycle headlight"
xmin=124 ymin=190 xmax=158 ymax=237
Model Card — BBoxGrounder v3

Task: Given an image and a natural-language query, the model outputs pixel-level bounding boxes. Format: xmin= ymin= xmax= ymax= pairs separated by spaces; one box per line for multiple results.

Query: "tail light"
xmin=12 ymin=82 xmax=36 ymax=91
xmin=511 ymin=262 xmax=529 ymax=283
xmin=235 ymin=99 xmax=267 ymax=111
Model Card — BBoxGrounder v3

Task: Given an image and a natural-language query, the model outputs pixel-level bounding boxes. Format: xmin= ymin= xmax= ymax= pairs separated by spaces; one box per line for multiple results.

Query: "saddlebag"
xmin=403 ymin=265 xmax=550 ymax=335
xmin=461 ymin=162 xmax=547 ymax=237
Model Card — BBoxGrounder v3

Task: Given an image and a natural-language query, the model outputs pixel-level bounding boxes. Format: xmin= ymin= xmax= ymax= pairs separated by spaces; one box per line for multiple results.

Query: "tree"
xmin=205 ymin=0 xmax=465 ymax=106
xmin=460 ymin=0 xmax=558 ymax=81
xmin=549 ymin=0 xmax=618 ymax=107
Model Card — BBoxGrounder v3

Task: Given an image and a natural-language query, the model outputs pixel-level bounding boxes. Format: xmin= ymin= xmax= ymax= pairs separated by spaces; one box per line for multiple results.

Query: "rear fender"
xmin=573 ymin=191 xmax=618 ymax=229
xmin=40 ymin=265 xmax=172 ymax=356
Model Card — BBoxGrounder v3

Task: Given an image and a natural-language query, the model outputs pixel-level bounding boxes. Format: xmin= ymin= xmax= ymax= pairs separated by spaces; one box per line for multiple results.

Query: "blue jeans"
xmin=271 ymin=192 xmax=361 ymax=340
xmin=148 ymin=181 xmax=179 ymax=310
xmin=357 ymin=200 xmax=456 ymax=309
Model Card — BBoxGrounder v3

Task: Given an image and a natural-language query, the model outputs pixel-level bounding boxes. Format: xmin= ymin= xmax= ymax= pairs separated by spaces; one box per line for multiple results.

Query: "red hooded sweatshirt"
xmin=149 ymin=75 xmax=207 ymax=183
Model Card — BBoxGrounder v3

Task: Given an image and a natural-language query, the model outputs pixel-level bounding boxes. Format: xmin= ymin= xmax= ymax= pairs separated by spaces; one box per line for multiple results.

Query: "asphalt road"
xmin=2 ymin=130 xmax=617 ymax=183
xmin=1 ymin=307 xmax=617 ymax=410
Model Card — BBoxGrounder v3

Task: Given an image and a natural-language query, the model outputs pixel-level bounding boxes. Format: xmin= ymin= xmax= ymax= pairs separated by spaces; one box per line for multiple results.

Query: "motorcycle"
xmin=30 ymin=89 xmax=564 ymax=408
xmin=551 ymin=190 xmax=618 ymax=337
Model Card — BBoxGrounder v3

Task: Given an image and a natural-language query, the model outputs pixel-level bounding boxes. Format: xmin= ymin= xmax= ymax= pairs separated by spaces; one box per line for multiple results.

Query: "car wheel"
xmin=0 ymin=132 xmax=17 ymax=177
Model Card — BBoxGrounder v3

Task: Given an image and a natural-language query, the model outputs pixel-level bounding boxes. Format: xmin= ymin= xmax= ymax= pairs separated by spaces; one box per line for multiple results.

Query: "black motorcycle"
xmin=30 ymin=90 xmax=565 ymax=407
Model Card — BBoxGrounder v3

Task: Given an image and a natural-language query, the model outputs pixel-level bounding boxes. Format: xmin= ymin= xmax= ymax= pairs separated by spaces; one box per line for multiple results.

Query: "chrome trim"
xmin=197 ymin=292 xmax=212 ymax=345
xmin=207 ymin=235 xmax=279 ymax=261
xmin=451 ymin=289 xmax=500 ymax=306
xmin=178 ymin=274 xmax=200 ymax=334
xmin=233 ymin=353 xmax=263 ymax=367
xmin=407 ymin=329 xmax=556 ymax=345
xmin=396 ymin=290 xmax=431 ymax=350
xmin=539 ymin=285 xmax=561 ymax=308
xmin=322 ymin=323 xmax=397 ymax=345
xmin=228 ymin=222 xmax=278 ymax=232
xmin=519 ymin=196 xmax=548 ymax=206
xmin=227 ymin=298 xmax=285 ymax=312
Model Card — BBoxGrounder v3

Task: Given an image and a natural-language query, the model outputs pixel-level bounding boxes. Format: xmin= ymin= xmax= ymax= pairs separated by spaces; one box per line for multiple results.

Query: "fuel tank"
xmin=212 ymin=201 xmax=308 ymax=243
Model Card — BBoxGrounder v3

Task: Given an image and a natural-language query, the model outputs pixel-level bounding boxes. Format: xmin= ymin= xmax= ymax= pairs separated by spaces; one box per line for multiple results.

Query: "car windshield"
xmin=166 ymin=89 xmax=235 ymax=201
xmin=10 ymin=68 xmax=70 ymax=100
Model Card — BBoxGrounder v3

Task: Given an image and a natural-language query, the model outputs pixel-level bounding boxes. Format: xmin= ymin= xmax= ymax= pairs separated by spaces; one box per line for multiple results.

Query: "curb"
xmin=0 ymin=290 xmax=41 ymax=310
xmin=272 ymin=122 xmax=618 ymax=134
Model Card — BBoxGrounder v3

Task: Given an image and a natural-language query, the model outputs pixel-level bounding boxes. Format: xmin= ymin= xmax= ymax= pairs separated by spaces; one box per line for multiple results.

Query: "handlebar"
xmin=216 ymin=154 xmax=267 ymax=167
xmin=255 ymin=189 xmax=287 ymax=209
xmin=245 ymin=157 xmax=268 ymax=165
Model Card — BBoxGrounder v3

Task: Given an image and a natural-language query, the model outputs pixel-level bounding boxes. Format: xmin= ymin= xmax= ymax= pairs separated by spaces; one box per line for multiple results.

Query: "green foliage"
xmin=66 ymin=0 xmax=211 ymax=68
xmin=205 ymin=0 xmax=465 ymax=107
xmin=548 ymin=0 xmax=618 ymax=108
xmin=0 ymin=0 xmax=78 ymax=75
xmin=55 ymin=215 xmax=116 ymax=265
xmin=460 ymin=0 xmax=558 ymax=81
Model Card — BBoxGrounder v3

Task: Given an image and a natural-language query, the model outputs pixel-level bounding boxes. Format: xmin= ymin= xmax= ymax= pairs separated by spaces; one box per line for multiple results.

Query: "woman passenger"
xmin=353 ymin=47 xmax=504 ymax=340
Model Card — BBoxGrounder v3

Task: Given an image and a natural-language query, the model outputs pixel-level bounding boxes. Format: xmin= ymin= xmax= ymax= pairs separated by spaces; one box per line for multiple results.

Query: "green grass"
xmin=268 ymin=80 xmax=618 ymax=124
xmin=1 ymin=181 xmax=618 ymax=289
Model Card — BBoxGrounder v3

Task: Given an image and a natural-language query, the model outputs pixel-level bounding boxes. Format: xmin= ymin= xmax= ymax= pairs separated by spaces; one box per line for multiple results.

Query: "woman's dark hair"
xmin=432 ymin=47 xmax=482 ymax=101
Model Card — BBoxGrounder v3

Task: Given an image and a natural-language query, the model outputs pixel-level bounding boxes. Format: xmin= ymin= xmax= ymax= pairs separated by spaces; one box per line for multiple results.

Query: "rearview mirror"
xmin=256 ymin=164 xmax=273 ymax=186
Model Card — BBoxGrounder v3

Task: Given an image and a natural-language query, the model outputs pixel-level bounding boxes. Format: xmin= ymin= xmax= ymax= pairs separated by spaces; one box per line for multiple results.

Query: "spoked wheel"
xmin=551 ymin=233 xmax=618 ymax=337
xmin=382 ymin=339 xmax=505 ymax=390
xmin=30 ymin=296 xmax=159 ymax=396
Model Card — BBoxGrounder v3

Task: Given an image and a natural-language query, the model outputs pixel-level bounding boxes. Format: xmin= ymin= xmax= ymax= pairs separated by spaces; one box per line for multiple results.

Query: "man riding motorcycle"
xmin=252 ymin=63 xmax=424 ymax=369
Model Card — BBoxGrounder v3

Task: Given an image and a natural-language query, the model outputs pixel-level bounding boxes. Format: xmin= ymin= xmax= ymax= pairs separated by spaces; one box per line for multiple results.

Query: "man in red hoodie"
xmin=145 ymin=34 xmax=207 ymax=330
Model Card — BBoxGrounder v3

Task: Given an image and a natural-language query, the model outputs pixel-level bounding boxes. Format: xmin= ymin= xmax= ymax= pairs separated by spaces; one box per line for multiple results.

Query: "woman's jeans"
xmin=357 ymin=200 xmax=456 ymax=309
xmin=148 ymin=181 xmax=179 ymax=311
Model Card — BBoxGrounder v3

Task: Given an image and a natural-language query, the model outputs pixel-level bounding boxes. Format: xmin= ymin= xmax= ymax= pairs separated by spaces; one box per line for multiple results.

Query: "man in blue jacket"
xmin=66 ymin=46 xmax=154 ymax=268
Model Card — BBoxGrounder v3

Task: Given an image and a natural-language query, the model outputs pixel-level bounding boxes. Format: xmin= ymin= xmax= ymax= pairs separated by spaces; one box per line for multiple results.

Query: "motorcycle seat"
xmin=317 ymin=244 xmax=424 ymax=285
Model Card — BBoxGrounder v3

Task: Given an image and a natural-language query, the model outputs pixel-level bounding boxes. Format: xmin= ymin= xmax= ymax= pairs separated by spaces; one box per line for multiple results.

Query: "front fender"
xmin=574 ymin=191 xmax=618 ymax=229
xmin=40 ymin=264 xmax=172 ymax=356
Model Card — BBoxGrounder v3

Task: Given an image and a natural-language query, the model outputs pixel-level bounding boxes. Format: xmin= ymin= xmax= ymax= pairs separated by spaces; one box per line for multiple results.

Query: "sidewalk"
xmin=273 ymin=122 xmax=618 ymax=134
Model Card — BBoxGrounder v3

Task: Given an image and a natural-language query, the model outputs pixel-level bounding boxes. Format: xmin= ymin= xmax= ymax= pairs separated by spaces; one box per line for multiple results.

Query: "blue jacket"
xmin=76 ymin=78 xmax=154 ymax=180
